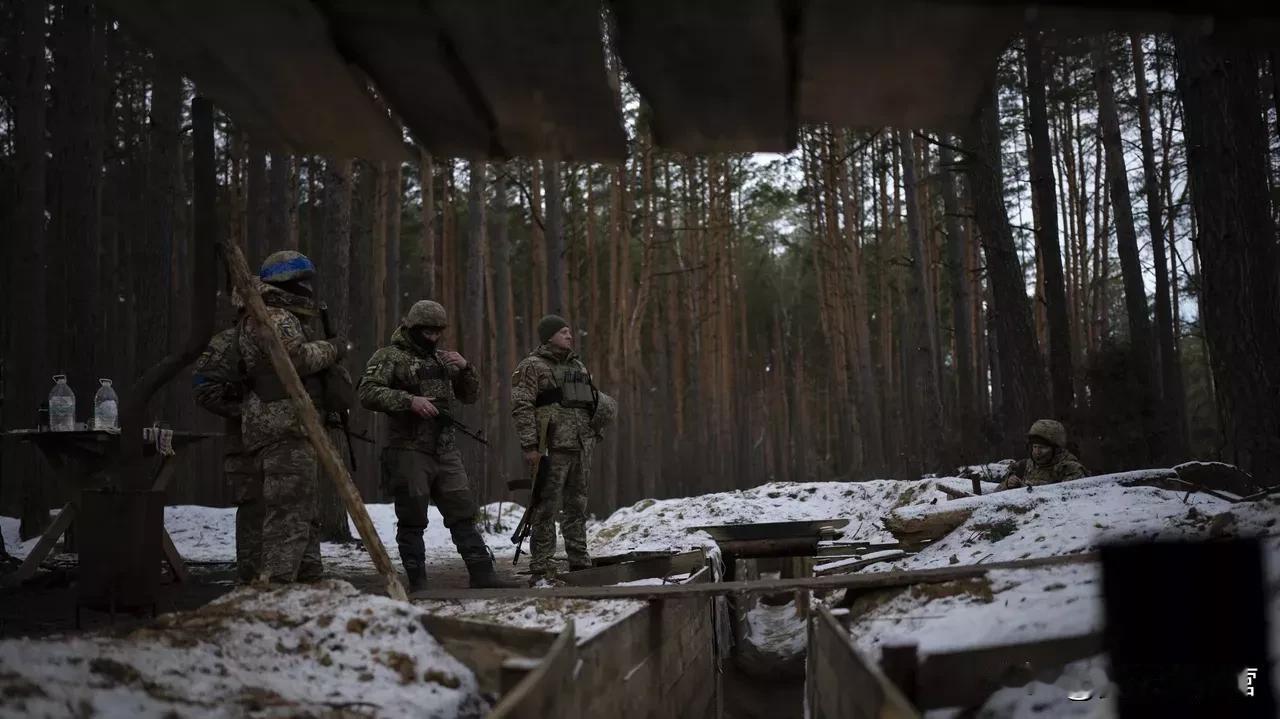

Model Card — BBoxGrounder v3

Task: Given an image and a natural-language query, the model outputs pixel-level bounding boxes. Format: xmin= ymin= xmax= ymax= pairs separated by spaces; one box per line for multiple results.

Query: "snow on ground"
xmin=412 ymin=596 xmax=646 ymax=643
xmin=0 ymin=580 xmax=489 ymax=719
xmin=587 ymin=479 xmax=954 ymax=559
xmin=2 ymin=501 xmax=528 ymax=573
xmin=873 ymin=470 xmax=1279 ymax=572
xmin=744 ymin=600 xmax=807 ymax=660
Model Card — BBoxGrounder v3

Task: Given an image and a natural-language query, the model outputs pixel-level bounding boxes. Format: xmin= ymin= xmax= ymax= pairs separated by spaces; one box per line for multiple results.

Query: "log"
xmin=219 ymin=240 xmax=406 ymax=601
xmin=883 ymin=506 xmax=974 ymax=539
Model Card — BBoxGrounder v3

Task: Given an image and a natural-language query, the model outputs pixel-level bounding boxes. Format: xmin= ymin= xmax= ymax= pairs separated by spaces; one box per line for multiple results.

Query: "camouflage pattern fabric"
xmin=239 ymin=281 xmax=339 ymax=453
xmin=510 ymin=344 xmax=597 ymax=453
xmin=257 ymin=438 xmax=322 ymax=583
xmin=381 ymin=447 xmax=489 ymax=572
xmin=193 ymin=324 xmax=263 ymax=583
xmin=357 ymin=326 xmax=480 ymax=454
xmin=528 ymin=449 xmax=592 ymax=577
xmin=999 ymin=450 xmax=1090 ymax=490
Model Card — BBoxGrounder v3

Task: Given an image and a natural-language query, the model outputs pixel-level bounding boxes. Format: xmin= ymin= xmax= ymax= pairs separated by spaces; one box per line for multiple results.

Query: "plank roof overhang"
xmin=100 ymin=0 xmax=1280 ymax=162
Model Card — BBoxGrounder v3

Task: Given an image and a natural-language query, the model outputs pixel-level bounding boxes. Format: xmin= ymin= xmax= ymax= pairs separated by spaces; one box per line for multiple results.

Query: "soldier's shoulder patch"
xmin=363 ymin=362 xmax=383 ymax=376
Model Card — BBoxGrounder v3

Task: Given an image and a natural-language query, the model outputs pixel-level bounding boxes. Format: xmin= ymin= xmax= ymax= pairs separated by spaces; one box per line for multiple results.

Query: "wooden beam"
xmin=489 ymin=622 xmax=581 ymax=719
xmin=609 ymin=0 xmax=795 ymax=153
xmin=102 ymin=0 xmax=407 ymax=160
xmin=412 ymin=551 xmax=1099 ymax=601
xmin=808 ymin=606 xmax=921 ymax=718
xmin=219 ymin=240 xmax=406 ymax=600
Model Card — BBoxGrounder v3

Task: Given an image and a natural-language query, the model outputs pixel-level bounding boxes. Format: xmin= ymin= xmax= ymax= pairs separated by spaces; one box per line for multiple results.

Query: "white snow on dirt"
xmin=0 ymin=580 xmax=489 ymax=719
xmin=412 ymin=596 xmax=645 ymax=643
xmin=587 ymin=479 xmax=954 ymax=558
xmin=744 ymin=600 xmax=808 ymax=660
xmin=3 ymin=501 xmax=527 ymax=572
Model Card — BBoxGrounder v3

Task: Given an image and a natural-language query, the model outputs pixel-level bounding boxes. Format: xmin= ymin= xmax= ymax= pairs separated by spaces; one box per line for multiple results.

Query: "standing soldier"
xmin=998 ymin=419 xmax=1090 ymax=490
xmin=239 ymin=250 xmax=348 ymax=583
xmin=358 ymin=300 xmax=518 ymax=591
xmin=192 ymin=295 xmax=261 ymax=583
xmin=511 ymin=315 xmax=616 ymax=585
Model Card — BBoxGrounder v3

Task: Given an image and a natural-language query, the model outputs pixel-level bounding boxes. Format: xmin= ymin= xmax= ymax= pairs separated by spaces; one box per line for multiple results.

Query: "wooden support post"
xmin=880 ymin=643 xmax=919 ymax=706
xmin=220 ymin=239 xmax=406 ymax=601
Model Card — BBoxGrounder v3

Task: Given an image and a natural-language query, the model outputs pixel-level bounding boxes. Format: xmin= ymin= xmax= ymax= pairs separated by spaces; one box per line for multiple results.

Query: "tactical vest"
xmin=535 ymin=362 xmax=597 ymax=411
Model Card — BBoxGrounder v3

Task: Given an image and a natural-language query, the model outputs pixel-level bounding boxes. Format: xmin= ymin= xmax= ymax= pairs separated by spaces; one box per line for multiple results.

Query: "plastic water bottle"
xmin=93 ymin=379 xmax=119 ymax=431
xmin=49 ymin=375 xmax=76 ymax=432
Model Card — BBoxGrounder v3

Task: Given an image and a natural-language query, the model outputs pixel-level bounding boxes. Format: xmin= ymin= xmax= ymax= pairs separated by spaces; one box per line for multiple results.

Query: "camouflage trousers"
xmin=529 ymin=449 xmax=591 ymax=577
xmin=381 ymin=447 xmax=489 ymax=576
xmin=255 ymin=438 xmax=322 ymax=583
xmin=225 ymin=450 xmax=264 ymax=583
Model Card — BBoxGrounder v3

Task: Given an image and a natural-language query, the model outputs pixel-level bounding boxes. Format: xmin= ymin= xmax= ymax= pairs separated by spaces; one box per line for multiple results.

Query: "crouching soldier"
xmin=511 ymin=315 xmax=616 ymax=585
xmin=358 ymin=300 xmax=518 ymax=591
xmin=193 ymin=296 xmax=262 ymax=583
xmin=999 ymin=419 xmax=1090 ymax=490
xmin=240 ymin=250 xmax=350 ymax=583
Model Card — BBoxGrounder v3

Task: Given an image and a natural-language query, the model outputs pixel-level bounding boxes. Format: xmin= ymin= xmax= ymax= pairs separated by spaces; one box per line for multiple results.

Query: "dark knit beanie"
xmin=537 ymin=314 xmax=569 ymax=343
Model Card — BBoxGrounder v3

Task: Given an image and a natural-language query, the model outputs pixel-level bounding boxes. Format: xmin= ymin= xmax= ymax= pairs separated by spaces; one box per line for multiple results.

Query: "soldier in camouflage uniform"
xmin=358 ymin=300 xmax=519 ymax=591
xmin=239 ymin=251 xmax=348 ymax=583
xmin=511 ymin=315 xmax=617 ymax=584
xmin=999 ymin=419 xmax=1090 ymax=490
xmin=192 ymin=298 xmax=262 ymax=583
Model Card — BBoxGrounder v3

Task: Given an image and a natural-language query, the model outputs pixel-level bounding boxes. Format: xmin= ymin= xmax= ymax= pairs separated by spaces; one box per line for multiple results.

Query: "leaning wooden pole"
xmin=220 ymin=239 xmax=407 ymax=601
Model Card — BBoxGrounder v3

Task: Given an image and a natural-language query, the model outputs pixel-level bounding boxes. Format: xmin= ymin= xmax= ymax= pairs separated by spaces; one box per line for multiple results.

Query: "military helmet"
xmin=1027 ymin=419 xmax=1067 ymax=449
xmin=405 ymin=300 xmax=448 ymax=330
xmin=259 ymin=250 xmax=317 ymax=284
xmin=590 ymin=391 xmax=617 ymax=432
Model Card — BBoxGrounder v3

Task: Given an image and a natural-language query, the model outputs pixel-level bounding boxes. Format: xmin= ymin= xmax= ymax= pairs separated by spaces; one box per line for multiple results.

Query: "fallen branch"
xmin=220 ymin=240 xmax=405 ymax=601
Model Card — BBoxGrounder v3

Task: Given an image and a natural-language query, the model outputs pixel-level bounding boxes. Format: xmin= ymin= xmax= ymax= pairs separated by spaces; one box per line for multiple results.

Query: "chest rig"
xmin=410 ymin=355 xmax=454 ymax=404
xmin=535 ymin=360 xmax=597 ymax=410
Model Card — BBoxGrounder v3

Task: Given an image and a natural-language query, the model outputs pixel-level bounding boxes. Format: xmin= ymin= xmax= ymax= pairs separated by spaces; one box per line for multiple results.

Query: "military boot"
xmin=466 ymin=561 xmax=521 ymax=589
xmin=405 ymin=568 xmax=429 ymax=593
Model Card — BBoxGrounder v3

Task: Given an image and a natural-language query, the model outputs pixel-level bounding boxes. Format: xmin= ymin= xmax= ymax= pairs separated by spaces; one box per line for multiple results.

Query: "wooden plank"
xmin=914 ymin=632 xmax=1103 ymax=710
xmin=808 ymin=606 xmax=920 ymax=719
xmin=561 ymin=549 xmax=707 ymax=587
xmin=418 ymin=615 xmax=559 ymax=695
xmin=489 ymin=623 xmax=581 ymax=719
xmin=430 ymin=0 xmax=626 ymax=161
xmin=319 ymin=0 xmax=494 ymax=158
xmin=799 ymin=0 xmax=1018 ymax=131
xmin=411 ymin=551 xmax=1100 ymax=601
xmin=159 ymin=530 xmax=190 ymax=583
xmin=609 ymin=0 xmax=794 ymax=153
xmin=3 ymin=502 xmax=76 ymax=587
xmin=102 ymin=0 xmax=407 ymax=160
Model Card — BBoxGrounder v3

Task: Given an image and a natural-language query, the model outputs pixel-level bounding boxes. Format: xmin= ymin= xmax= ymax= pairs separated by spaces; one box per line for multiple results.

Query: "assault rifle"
xmin=425 ymin=398 xmax=488 ymax=446
xmin=318 ymin=303 xmax=359 ymax=470
xmin=511 ymin=415 xmax=552 ymax=565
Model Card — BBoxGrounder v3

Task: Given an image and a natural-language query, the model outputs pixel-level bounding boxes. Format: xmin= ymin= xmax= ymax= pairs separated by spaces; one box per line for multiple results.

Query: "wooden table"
xmin=2 ymin=428 xmax=219 ymax=587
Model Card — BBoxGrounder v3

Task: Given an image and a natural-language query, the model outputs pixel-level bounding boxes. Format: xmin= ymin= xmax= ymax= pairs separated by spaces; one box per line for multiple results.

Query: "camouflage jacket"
xmin=510 ymin=344 xmax=597 ymax=453
xmin=357 ymin=326 xmax=480 ymax=453
xmin=238 ymin=283 xmax=340 ymax=452
xmin=999 ymin=450 xmax=1089 ymax=490
xmin=193 ymin=324 xmax=246 ymax=453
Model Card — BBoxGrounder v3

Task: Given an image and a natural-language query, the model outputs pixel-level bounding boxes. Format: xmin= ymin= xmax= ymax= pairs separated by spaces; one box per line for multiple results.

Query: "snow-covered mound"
xmin=0 ymin=580 xmax=489 ymax=718
xmin=588 ymin=479 xmax=954 ymax=557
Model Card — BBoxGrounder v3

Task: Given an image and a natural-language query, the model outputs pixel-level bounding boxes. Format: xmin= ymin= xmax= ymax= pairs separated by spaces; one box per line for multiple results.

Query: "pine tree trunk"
xmin=420 ymin=150 xmax=436 ymax=300
xmin=962 ymin=87 xmax=1049 ymax=450
xmin=317 ymin=158 xmax=354 ymax=540
xmin=939 ymin=138 xmax=976 ymax=459
xmin=1026 ymin=30 xmax=1074 ymax=419
xmin=544 ymin=159 xmax=566 ymax=316
xmin=490 ymin=171 xmax=517 ymax=490
xmin=897 ymin=129 xmax=943 ymax=472
xmin=268 ymin=152 xmax=291 ymax=250
xmin=246 ymin=144 xmax=267 ymax=267
xmin=464 ymin=160 xmax=487 ymax=495
xmin=386 ymin=164 xmax=403 ymax=326
xmin=12 ymin=0 xmax=50 ymax=539
xmin=1092 ymin=37 xmax=1161 ymax=460
xmin=1175 ymin=36 xmax=1280 ymax=479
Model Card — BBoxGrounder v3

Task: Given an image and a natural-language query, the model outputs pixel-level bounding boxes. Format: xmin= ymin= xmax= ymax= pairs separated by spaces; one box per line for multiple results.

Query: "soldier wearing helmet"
xmin=358 ymin=300 xmax=518 ymax=591
xmin=510 ymin=315 xmax=616 ymax=585
xmin=999 ymin=419 xmax=1090 ymax=490
xmin=238 ymin=250 xmax=349 ymax=583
